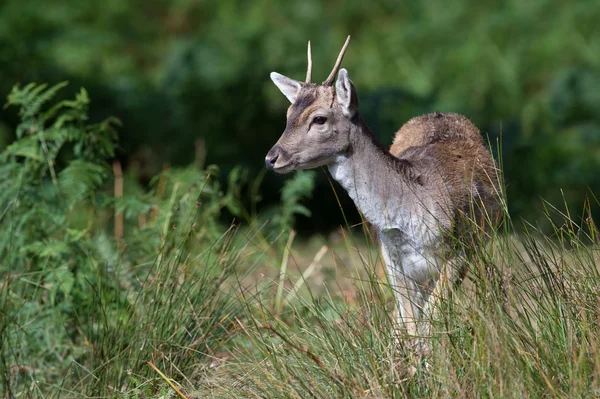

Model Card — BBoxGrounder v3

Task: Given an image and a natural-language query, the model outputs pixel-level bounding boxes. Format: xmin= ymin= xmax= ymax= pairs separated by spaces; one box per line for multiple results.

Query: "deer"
xmin=265 ymin=36 xmax=500 ymax=346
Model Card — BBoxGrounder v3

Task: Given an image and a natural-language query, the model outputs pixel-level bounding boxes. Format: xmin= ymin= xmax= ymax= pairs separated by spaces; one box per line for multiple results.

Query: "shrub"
xmin=0 ymin=83 xmax=251 ymax=397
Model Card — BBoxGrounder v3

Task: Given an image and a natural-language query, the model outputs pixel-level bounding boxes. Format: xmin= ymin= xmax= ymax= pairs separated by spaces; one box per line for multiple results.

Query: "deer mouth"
xmin=271 ymin=163 xmax=296 ymax=174
xmin=265 ymin=156 xmax=296 ymax=173
xmin=266 ymin=146 xmax=332 ymax=173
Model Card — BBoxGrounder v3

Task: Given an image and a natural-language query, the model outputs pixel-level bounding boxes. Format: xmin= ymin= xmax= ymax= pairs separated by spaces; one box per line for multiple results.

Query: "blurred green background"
xmin=1 ymin=0 xmax=599 ymax=232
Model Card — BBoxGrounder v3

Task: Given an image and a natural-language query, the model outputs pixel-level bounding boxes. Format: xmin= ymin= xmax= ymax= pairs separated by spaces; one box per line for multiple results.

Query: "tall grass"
xmin=193 ymin=196 xmax=600 ymax=398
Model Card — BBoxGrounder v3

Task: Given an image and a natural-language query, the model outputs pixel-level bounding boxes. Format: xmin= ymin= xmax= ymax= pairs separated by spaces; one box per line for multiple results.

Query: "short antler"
xmin=305 ymin=41 xmax=312 ymax=83
xmin=323 ymin=35 xmax=351 ymax=86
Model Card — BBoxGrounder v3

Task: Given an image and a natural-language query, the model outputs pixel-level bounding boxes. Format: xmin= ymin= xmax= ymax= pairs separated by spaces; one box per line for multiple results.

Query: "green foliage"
xmin=1 ymin=0 xmax=598 ymax=228
xmin=269 ymin=170 xmax=316 ymax=233
xmin=0 ymin=83 xmax=261 ymax=397
xmin=0 ymin=82 xmax=118 ymax=265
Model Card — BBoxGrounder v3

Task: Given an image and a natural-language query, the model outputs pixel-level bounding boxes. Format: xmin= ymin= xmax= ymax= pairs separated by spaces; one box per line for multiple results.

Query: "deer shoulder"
xmin=391 ymin=112 xmax=500 ymax=234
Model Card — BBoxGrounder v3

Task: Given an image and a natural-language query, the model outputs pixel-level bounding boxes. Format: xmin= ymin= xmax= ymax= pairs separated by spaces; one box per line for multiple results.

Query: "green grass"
xmin=191 ymin=203 xmax=600 ymax=399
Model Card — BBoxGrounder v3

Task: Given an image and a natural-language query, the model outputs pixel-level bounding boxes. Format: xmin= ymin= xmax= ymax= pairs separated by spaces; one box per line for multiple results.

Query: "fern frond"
xmin=6 ymin=82 xmax=69 ymax=122
xmin=41 ymin=87 xmax=89 ymax=127
xmin=116 ymin=195 xmax=153 ymax=220
xmin=3 ymin=136 xmax=43 ymax=161
xmin=59 ymin=160 xmax=108 ymax=208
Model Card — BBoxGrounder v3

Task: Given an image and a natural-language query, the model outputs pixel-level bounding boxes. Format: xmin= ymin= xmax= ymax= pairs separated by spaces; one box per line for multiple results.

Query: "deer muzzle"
xmin=265 ymin=144 xmax=292 ymax=173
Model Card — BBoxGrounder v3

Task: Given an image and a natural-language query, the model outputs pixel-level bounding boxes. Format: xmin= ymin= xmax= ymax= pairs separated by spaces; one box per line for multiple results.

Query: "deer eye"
xmin=313 ymin=116 xmax=327 ymax=125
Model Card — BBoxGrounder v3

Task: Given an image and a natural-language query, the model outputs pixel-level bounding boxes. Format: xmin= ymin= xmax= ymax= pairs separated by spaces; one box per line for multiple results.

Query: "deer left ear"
xmin=335 ymin=68 xmax=358 ymax=117
xmin=271 ymin=72 xmax=302 ymax=103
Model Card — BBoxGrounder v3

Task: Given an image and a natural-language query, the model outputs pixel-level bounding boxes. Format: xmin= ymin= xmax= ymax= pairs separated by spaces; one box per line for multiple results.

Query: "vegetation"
xmin=1 ymin=0 xmax=600 ymax=397
xmin=0 ymin=0 xmax=599 ymax=229
xmin=2 ymin=82 xmax=600 ymax=398
xmin=0 ymin=83 xmax=311 ymax=396
xmin=208 ymin=218 xmax=600 ymax=399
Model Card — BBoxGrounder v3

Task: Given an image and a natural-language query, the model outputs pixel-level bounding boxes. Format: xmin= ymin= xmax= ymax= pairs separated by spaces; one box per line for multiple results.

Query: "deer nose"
xmin=265 ymin=146 xmax=281 ymax=169
xmin=265 ymin=154 xmax=278 ymax=169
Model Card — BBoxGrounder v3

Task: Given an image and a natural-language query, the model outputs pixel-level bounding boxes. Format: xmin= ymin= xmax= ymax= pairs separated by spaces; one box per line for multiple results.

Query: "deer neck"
xmin=328 ymin=118 xmax=418 ymax=231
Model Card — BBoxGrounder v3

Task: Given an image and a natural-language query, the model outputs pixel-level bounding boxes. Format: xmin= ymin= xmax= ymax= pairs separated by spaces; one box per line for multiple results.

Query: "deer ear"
xmin=271 ymin=72 xmax=302 ymax=103
xmin=335 ymin=68 xmax=357 ymax=117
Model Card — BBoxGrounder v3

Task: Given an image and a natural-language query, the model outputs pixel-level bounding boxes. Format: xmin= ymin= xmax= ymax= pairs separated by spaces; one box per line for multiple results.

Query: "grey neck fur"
xmin=328 ymin=118 xmax=428 ymax=236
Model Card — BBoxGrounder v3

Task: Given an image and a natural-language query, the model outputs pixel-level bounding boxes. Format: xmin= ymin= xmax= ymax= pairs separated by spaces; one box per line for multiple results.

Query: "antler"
xmin=323 ymin=35 xmax=351 ymax=86
xmin=305 ymin=41 xmax=312 ymax=83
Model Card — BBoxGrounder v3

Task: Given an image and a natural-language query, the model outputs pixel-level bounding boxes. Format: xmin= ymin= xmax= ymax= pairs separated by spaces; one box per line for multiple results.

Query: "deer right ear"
xmin=270 ymin=72 xmax=302 ymax=103
xmin=335 ymin=68 xmax=357 ymax=117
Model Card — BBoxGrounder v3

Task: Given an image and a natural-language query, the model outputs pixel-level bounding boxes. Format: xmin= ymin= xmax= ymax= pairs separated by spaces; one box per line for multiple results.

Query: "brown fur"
xmin=391 ymin=112 xmax=483 ymax=155
xmin=392 ymin=112 xmax=499 ymax=234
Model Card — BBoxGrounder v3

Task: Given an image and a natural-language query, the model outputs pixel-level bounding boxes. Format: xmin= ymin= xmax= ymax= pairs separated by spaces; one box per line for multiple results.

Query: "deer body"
xmin=266 ymin=37 xmax=499 ymax=338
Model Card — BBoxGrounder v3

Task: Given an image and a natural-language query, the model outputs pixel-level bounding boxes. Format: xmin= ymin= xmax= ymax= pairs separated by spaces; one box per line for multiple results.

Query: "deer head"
xmin=265 ymin=36 xmax=359 ymax=173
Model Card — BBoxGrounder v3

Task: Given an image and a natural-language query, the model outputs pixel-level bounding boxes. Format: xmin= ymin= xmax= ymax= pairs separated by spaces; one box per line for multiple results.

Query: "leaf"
xmin=6 ymin=82 xmax=70 ymax=120
xmin=274 ymin=170 xmax=316 ymax=230
xmin=46 ymin=268 xmax=75 ymax=305
xmin=59 ymin=160 xmax=108 ymax=207
xmin=4 ymin=136 xmax=42 ymax=160
xmin=66 ymin=228 xmax=88 ymax=242
xmin=39 ymin=241 xmax=71 ymax=258
xmin=225 ymin=196 xmax=243 ymax=216
xmin=290 ymin=204 xmax=311 ymax=218
xmin=116 ymin=195 xmax=152 ymax=219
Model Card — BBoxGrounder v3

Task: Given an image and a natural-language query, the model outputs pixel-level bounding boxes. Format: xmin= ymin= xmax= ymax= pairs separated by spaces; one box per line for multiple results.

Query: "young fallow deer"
xmin=265 ymin=36 xmax=500 ymax=342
